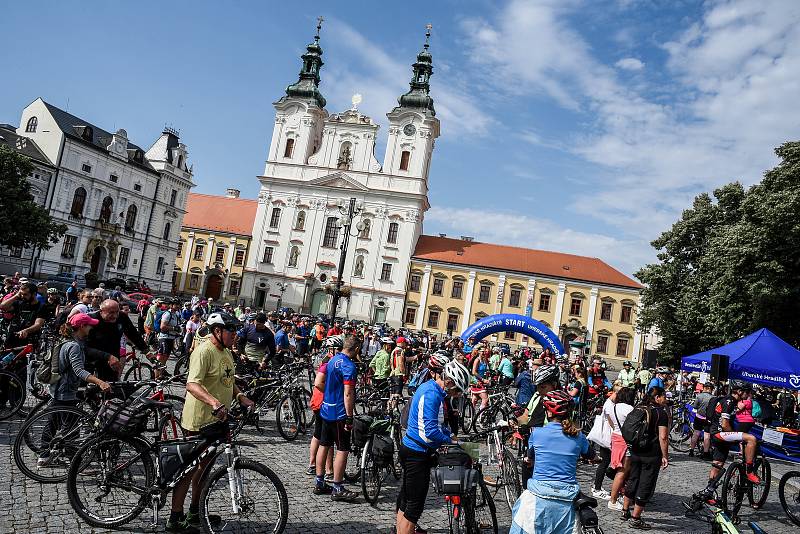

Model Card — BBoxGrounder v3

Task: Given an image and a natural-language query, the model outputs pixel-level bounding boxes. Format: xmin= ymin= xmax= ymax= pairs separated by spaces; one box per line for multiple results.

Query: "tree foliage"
xmin=0 ymin=146 xmax=67 ymax=251
xmin=636 ymin=141 xmax=800 ymax=363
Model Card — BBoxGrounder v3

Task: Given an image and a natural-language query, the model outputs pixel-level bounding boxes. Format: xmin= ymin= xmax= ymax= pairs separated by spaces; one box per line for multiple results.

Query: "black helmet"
xmin=206 ymin=312 xmax=242 ymax=331
xmin=255 ymin=312 xmax=267 ymax=323
xmin=729 ymin=379 xmax=752 ymax=391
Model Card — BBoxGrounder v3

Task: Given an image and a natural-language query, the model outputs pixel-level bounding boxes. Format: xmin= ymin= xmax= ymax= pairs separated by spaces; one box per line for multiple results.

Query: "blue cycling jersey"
xmin=320 ymin=352 xmax=357 ymax=422
xmin=274 ymin=329 xmax=290 ymax=350
xmin=528 ymin=422 xmax=589 ymax=484
xmin=402 ymin=379 xmax=452 ymax=452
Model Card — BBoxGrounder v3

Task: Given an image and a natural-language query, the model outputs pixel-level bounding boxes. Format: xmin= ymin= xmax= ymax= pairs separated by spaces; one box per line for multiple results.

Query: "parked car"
xmin=125 ymin=292 xmax=153 ymax=303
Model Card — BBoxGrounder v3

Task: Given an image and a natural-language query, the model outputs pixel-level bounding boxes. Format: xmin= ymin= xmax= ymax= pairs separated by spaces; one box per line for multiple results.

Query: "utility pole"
xmin=329 ymin=197 xmax=357 ymax=323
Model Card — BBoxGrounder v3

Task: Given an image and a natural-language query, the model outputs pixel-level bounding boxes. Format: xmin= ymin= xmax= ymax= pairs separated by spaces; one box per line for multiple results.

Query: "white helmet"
xmin=380 ymin=336 xmax=394 ymax=344
xmin=443 ymin=360 xmax=471 ymax=393
xmin=323 ymin=335 xmax=344 ymax=350
xmin=428 ymin=351 xmax=451 ymax=371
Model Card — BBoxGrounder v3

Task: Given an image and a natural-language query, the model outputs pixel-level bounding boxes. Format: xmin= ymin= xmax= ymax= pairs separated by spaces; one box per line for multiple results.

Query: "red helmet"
xmin=396 ymin=336 xmax=406 ymax=344
xmin=543 ymin=390 xmax=573 ymax=417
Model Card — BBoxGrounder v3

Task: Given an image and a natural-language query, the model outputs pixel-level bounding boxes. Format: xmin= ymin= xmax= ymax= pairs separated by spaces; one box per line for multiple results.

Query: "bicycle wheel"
xmin=472 ymin=481 xmax=499 ymax=533
xmin=501 ymin=451 xmax=522 ymax=512
xmin=668 ymin=417 xmax=692 ymax=452
xmin=13 ymin=405 xmax=95 ymax=483
xmin=779 ymin=470 xmax=800 ymax=527
xmin=200 ymin=458 xmax=288 ymax=533
xmin=720 ymin=461 xmax=746 ymax=518
xmin=123 ymin=361 xmax=154 ymax=382
xmin=461 ymin=401 xmax=475 ymax=434
xmin=448 ymin=499 xmax=471 ymax=534
xmin=275 ymin=395 xmax=300 ymax=441
xmin=747 ymin=455 xmax=770 ymax=509
xmin=143 ymin=394 xmax=184 ymax=435
xmin=173 ymin=355 xmax=189 ymax=379
xmin=361 ymin=436 xmax=382 ymax=504
xmin=66 ymin=435 xmax=154 ymax=528
xmin=0 ymin=370 xmax=26 ymax=420
xmin=472 ymin=406 xmax=499 ymax=434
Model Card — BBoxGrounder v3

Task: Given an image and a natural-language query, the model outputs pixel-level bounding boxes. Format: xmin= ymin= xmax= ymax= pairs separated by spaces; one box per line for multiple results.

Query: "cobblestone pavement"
xmin=2 ymin=398 xmax=800 ymax=533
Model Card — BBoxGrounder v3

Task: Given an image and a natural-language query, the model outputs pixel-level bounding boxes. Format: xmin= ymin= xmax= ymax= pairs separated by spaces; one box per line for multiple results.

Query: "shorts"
xmin=158 ymin=338 xmax=175 ymax=356
xmin=313 ymin=410 xmax=323 ymax=440
xmin=319 ymin=418 xmax=351 ymax=452
xmin=711 ymin=432 xmax=743 ymax=462
xmin=390 ymin=376 xmax=404 ymax=396
xmin=693 ymin=417 xmax=710 ymax=432
xmin=610 ymin=433 xmax=628 ymax=469
xmin=396 ymin=443 xmax=437 ymax=524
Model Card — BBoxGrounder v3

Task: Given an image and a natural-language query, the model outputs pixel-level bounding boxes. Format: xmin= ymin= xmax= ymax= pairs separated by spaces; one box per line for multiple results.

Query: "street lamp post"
xmin=276 ymin=282 xmax=288 ymax=311
xmin=329 ymin=197 xmax=363 ymax=323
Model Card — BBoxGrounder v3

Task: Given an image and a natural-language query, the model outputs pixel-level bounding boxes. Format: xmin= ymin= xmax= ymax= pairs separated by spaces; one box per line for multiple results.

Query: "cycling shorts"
xmin=712 ymin=432 xmax=744 ymax=443
xmin=711 ymin=431 xmax=744 ymax=462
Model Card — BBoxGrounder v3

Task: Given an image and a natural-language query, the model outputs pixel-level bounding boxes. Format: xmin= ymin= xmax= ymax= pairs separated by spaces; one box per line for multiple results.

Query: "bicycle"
xmin=779 ymin=469 xmax=800 ymax=527
xmin=669 ymin=400 xmax=697 ymax=452
xmin=65 ymin=405 xmax=288 ymax=533
xmin=718 ymin=446 xmax=771 ymax=518
xmin=435 ymin=443 xmax=498 ymax=534
xmin=473 ymin=420 xmax=521 ymax=512
xmin=683 ymin=497 xmax=767 ymax=533
xmin=0 ymin=343 xmax=35 ymax=420
xmin=574 ymin=492 xmax=605 ymax=534
xmin=359 ymin=405 xmax=403 ymax=504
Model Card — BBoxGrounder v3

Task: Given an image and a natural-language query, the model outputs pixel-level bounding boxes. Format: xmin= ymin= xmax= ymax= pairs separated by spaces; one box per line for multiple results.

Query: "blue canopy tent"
xmin=679 ymin=331 xmax=762 ymax=374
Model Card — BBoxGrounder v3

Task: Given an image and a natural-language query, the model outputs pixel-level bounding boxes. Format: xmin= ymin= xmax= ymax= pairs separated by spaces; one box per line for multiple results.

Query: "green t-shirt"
xmin=182 ymin=341 xmax=236 ymax=431
xmin=490 ymin=353 xmax=501 ymax=370
xmin=369 ymin=349 xmax=391 ymax=379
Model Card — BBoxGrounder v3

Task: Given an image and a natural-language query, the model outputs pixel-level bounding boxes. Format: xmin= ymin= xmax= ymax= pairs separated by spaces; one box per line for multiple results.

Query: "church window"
xmin=163 ymin=222 xmax=172 ymax=241
xmin=353 ymin=254 xmax=365 ymax=277
xmin=269 ymin=207 xmax=281 ymax=229
xmin=288 ymin=246 xmax=300 ymax=267
xmin=125 ymin=204 xmax=137 ymax=231
xmin=322 ymin=217 xmax=339 ymax=248
xmin=25 ymin=116 xmax=38 ymax=133
xmin=283 ymin=138 xmax=295 ymax=158
xmin=359 ymin=218 xmax=371 ymax=238
xmin=295 ymin=210 xmax=306 ymax=230
xmin=387 ymin=222 xmax=399 ymax=244
xmin=399 ymin=150 xmax=411 ymax=171
xmin=70 ymin=187 xmax=87 ymax=218
xmin=99 ymin=196 xmax=113 ymax=223
xmin=337 ymin=142 xmax=352 ymax=170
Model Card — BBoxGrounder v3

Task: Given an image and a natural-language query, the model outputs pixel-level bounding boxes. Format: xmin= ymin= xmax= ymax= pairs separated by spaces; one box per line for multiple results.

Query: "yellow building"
xmin=173 ymin=190 xmax=257 ymax=302
xmin=404 ymin=235 xmax=644 ymax=364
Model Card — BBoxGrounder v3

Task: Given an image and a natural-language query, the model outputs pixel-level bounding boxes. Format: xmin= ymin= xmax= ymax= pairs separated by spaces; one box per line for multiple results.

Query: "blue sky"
xmin=3 ymin=1 xmax=799 ymax=276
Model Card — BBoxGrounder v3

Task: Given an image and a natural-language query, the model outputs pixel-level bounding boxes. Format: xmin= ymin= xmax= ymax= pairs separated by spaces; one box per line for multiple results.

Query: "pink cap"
xmin=69 ymin=312 xmax=99 ymax=328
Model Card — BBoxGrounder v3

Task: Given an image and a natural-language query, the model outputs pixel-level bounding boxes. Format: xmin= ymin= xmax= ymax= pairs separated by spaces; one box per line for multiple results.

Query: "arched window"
xmin=295 ymin=210 xmax=306 ymax=230
xmin=323 ymin=216 xmax=339 ymax=248
xmin=399 ymin=150 xmax=411 ymax=171
xmin=359 ymin=218 xmax=371 ymax=239
xmin=25 ymin=116 xmax=38 ymax=133
xmin=99 ymin=196 xmax=113 ymax=223
xmin=283 ymin=138 xmax=295 ymax=158
xmin=125 ymin=204 xmax=137 ymax=231
xmin=70 ymin=187 xmax=87 ymax=217
xmin=354 ymin=254 xmax=365 ymax=277
xmin=337 ymin=141 xmax=352 ymax=170
xmin=269 ymin=207 xmax=281 ymax=229
xmin=288 ymin=246 xmax=300 ymax=267
xmin=387 ymin=222 xmax=399 ymax=244
xmin=163 ymin=222 xmax=171 ymax=241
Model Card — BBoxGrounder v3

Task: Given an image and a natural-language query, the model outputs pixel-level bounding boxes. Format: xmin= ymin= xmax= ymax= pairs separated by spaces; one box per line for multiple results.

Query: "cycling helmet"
xmin=500 ymin=346 xmax=511 ymax=355
xmin=729 ymin=379 xmax=752 ymax=391
xmin=428 ymin=351 xmax=451 ymax=371
xmin=324 ymin=335 xmax=344 ymax=350
xmin=206 ymin=312 xmax=242 ymax=331
xmin=443 ymin=360 xmax=471 ymax=393
xmin=246 ymin=312 xmax=257 ymax=322
xmin=533 ymin=364 xmax=560 ymax=386
xmin=543 ymin=390 xmax=573 ymax=417
xmin=655 ymin=366 xmax=670 ymax=374
xmin=255 ymin=312 xmax=267 ymax=323
xmin=380 ymin=336 xmax=394 ymax=344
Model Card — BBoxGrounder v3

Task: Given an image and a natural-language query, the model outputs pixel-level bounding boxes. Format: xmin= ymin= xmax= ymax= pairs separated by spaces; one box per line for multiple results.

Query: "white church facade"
xmin=241 ymin=23 xmax=439 ymax=325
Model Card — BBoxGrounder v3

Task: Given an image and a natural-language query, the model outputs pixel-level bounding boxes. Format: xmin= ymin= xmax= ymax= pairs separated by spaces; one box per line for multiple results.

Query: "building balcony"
xmin=95 ymin=220 xmax=120 ymax=234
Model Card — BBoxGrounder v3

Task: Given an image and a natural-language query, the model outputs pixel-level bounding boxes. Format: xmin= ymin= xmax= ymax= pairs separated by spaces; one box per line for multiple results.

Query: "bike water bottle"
xmin=1 ymin=352 xmax=14 ymax=365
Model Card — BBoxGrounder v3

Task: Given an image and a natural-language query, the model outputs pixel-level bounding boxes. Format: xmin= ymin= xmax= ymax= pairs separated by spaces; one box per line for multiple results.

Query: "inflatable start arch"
xmin=460 ymin=313 xmax=565 ymax=356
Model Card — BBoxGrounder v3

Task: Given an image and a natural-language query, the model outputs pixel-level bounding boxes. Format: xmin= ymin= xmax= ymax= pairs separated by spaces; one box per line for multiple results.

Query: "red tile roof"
xmin=183 ymin=193 xmax=257 ymax=236
xmin=413 ymin=235 xmax=642 ymax=289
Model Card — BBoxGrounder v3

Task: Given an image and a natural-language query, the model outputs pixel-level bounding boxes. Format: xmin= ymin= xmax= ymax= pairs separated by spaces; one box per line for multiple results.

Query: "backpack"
xmin=620 ymin=406 xmax=652 ymax=451
xmin=751 ymin=399 xmax=762 ymax=419
xmin=54 ymin=303 xmax=78 ymax=328
xmin=406 ymin=367 xmax=430 ymax=395
xmin=36 ymin=339 xmax=71 ymax=385
xmin=153 ymin=308 xmax=166 ymax=333
xmin=705 ymin=396 xmax=722 ymax=424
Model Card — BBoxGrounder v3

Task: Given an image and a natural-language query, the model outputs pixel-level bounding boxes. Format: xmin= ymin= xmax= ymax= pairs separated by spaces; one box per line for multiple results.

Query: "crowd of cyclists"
xmin=1 ymin=271 xmax=800 ymax=533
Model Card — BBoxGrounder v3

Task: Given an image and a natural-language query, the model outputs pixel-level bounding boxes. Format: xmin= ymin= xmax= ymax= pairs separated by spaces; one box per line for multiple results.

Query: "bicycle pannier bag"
xmin=371 ymin=433 xmax=395 ymax=468
xmin=352 ymin=415 xmax=373 ymax=449
xmin=97 ymin=398 xmax=149 ymax=437
xmin=158 ymin=438 xmax=207 ymax=485
xmin=434 ymin=449 xmax=477 ymax=496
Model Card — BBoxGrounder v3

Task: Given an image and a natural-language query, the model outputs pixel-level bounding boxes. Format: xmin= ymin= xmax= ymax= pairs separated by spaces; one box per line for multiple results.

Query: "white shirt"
xmin=605 ymin=400 xmax=634 ymax=435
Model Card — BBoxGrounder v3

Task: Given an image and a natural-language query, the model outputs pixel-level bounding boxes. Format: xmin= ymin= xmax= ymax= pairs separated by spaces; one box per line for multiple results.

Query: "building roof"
xmin=183 ymin=193 xmax=257 ymax=236
xmin=40 ymin=100 xmax=159 ymax=174
xmin=0 ymin=124 xmax=53 ymax=167
xmin=412 ymin=235 xmax=642 ymax=289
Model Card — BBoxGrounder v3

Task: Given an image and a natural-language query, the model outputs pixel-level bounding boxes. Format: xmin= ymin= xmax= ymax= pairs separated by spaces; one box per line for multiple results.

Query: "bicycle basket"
xmin=96 ymin=397 xmax=149 ymax=437
xmin=372 ymin=433 xmax=395 ymax=468
xmin=352 ymin=415 xmax=374 ymax=449
xmin=158 ymin=438 xmax=207 ymax=486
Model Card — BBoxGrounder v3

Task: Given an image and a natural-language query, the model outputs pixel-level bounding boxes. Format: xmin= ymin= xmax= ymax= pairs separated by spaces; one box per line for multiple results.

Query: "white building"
xmin=13 ymin=98 xmax=194 ymax=292
xmin=242 ymin=25 xmax=439 ymax=325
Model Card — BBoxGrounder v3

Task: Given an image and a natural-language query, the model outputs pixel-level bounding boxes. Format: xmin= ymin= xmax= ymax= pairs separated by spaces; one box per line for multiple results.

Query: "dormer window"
xmin=399 ymin=150 xmax=411 ymax=171
xmin=283 ymin=138 xmax=295 ymax=158
xmin=25 ymin=116 xmax=37 ymax=133
xmin=82 ymin=126 xmax=93 ymax=142
xmin=177 ymin=155 xmax=184 ymax=169
xmin=133 ymin=150 xmax=144 ymax=163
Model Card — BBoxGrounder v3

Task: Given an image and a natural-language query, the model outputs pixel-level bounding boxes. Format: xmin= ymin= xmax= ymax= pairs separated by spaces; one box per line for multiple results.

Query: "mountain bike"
xmin=360 ymin=406 xmax=402 ymax=504
xmin=65 ymin=406 xmax=288 ymax=533
xmin=669 ymin=400 xmax=697 ymax=452
xmin=719 ymin=446 xmax=771 ymax=518
xmin=574 ymin=492 xmax=605 ymax=534
xmin=0 ymin=343 xmax=35 ymax=420
xmin=683 ymin=497 xmax=767 ymax=533
xmin=779 ymin=469 xmax=800 ymax=527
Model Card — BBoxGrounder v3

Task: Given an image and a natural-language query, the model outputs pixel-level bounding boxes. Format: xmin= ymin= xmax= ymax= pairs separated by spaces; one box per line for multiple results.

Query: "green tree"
xmin=0 ymin=146 xmax=67 ymax=251
xmin=636 ymin=141 xmax=800 ymax=364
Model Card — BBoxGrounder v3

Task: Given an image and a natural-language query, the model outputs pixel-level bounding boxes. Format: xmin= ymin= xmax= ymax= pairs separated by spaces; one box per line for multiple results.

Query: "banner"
xmin=460 ymin=313 xmax=565 ymax=356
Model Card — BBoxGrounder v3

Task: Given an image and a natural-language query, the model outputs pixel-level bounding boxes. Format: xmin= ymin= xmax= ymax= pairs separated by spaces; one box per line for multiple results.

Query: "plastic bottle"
xmin=1 ymin=352 xmax=15 ymax=365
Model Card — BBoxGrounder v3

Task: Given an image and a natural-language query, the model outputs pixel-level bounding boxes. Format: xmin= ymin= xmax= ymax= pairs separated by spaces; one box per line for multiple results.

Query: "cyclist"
xmin=497 ymin=347 xmax=515 ymax=387
xmin=647 ymin=367 xmax=668 ymax=393
xmin=690 ymin=381 xmax=714 ymax=459
xmin=86 ymin=299 xmax=146 ymax=381
xmin=156 ymin=298 xmax=181 ymax=374
xmin=694 ymin=379 xmax=761 ymax=504
xmin=618 ymin=360 xmax=636 ymax=388
xmin=314 ymin=334 xmax=359 ymax=501
xmin=171 ymin=312 xmax=254 ymax=533
xmin=470 ymin=348 xmax=491 ymax=411
xmin=0 ymin=281 xmax=47 ymax=349
xmin=389 ymin=336 xmax=407 ymax=407
xmin=368 ymin=336 xmax=393 ymax=389
xmin=395 ymin=358 xmax=470 ymax=534
xmin=510 ymin=390 xmax=591 ymax=534
xmin=236 ymin=312 xmax=276 ymax=370
xmin=307 ymin=336 xmax=341 ymax=478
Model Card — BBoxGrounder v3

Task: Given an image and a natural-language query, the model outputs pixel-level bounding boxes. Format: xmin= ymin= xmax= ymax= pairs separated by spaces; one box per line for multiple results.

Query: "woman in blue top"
xmin=511 ymin=390 xmax=592 ymax=534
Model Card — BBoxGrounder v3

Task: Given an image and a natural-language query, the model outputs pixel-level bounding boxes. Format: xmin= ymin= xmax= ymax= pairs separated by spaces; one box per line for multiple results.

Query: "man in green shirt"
xmin=619 ymin=361 xmax=636 ymax=387
xmin=170 ymin=312 xmax=254 ymax=532
xmin=636 ymin=367 xmax=652 ymax=395
xmin=369 ymin=337 xmax=392 ymax=389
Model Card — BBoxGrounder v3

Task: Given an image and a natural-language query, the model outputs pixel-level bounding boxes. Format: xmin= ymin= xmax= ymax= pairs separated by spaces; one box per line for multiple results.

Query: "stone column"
xmin=585 ymin=286 xmax=599 ymax=341
xmin=462 ymin=270 xmax=477 ymax=329
xmin=415 ymin=264 xmax=432 ymax=330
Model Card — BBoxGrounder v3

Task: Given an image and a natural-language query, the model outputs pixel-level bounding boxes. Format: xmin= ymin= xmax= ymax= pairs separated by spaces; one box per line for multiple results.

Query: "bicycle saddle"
xmin=574 ymin=492 xmax=598 ymax=509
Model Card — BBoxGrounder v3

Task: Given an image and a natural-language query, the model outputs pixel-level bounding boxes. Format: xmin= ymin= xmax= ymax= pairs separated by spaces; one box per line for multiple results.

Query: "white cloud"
xmin=615 ymin=57 xmax=645 ymax=70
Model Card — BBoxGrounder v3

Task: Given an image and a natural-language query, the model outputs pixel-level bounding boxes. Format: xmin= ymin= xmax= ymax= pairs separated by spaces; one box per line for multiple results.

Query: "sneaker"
xmin=331 ymin=487 xmax=359 ymax=502
xmin=620 ymin=509 xmax=632 ymax=521
xmin=306 ymin=466 xmax=316 ymax=476
xmin=688 ymin=449 xmax=695 ymax=457
xmin=745 ymin=472 xmax=762 ymax=485
xmin=608 ymin=500 xmax=623 ymax=511
xmin=324 ymin=473 xmax=334 ymax=482
xmin=185 ymin=511 xmax=221 ymax=527
xmin=165 ymin=519 xmax=199 ymax=533
xmin=36 ymin=455 xmax=52 ymax=468
xmin=629 ymin=517 xmax=652 ymax=530
xmin=313 ymin=484 xmax=333 ymax=495
xmin=591 ymin=488 xmax=611 ymax=500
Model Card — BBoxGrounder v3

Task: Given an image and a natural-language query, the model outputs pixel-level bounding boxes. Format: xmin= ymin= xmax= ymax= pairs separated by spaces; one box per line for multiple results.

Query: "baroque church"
xmin=241 ymin=22 xmax=439 ymax=325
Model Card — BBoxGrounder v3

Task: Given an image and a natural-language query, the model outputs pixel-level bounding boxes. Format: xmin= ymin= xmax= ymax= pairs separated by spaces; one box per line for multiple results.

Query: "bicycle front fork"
xmin=225 ymin=445 xmax=244 ymax=514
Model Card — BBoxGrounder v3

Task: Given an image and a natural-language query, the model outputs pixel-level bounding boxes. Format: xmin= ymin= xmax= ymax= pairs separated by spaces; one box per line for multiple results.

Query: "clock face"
xmin=403 ymin=124 xmax=416 ymax=136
